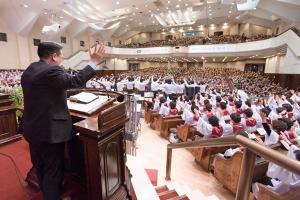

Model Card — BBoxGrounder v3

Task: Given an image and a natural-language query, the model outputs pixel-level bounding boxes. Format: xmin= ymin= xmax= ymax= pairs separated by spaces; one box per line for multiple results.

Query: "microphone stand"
xmin=93 ymin=79 xmax=110 ymax=100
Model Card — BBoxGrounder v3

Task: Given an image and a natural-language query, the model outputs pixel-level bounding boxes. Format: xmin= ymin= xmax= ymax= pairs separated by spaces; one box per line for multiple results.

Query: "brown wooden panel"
xmin=264 ymin=73 xmax=300 ymax=90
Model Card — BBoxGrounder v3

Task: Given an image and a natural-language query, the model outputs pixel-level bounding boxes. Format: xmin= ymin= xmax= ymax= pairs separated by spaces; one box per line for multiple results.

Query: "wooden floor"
xmin=135 ymin=119 xmax=235 ymax=200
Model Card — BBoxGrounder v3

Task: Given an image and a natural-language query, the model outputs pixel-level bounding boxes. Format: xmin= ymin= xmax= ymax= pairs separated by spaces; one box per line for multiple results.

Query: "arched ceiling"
xmin=0 ymin=0 xmax=299 ymax=41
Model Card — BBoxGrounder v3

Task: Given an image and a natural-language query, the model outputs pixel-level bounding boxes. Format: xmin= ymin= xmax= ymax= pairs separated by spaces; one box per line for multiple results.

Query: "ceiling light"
xmin=178 ymin=0 xmax=182 ymax=1
xmin=253 ymin=7 xmax=256 ymax=10
xmin=229 ymin=11 xmax=232 ymax=14
xmin=116 ymin=1 xmax=119 ymax=5
xmin=224 ymin=22 xmax=228 ymax=26
xmin=157 ymin=8 xmax=160 ymax=11
xmin=166 ymin=7 xmax=168 ymax=10
xmin=176 ymin=5 xmax=180 ymax=8
xmin=209 ymin=13 xmax=212 ymax=16
xmin=22 ymin=4 xmax=29 ymax=8
xmin=44 ymin=11 xmax=48 ymax=14
xmin=139 ymin=22 xmax=142 ymax=25
xmin=231 ymin=2 xmax=235 ymax=5
xmin=145 ymin=5 xmax=148 ymax=7
xmin=135 ymin=7 xmax=138 ymax=10
xmin=168 ymin=0 xmax=171 ymax=3
xmin=126 ymin=24 xmax=129 ymax=27
xmin=185 ymin=3 xmax=188 ymax=6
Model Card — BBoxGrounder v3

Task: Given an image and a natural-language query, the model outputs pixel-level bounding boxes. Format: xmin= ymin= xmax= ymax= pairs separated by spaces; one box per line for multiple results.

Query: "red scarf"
xmin=233 ymin=123 xmax=245 ymax=133
xmin=222 ymin=109 xmax=230 ymax=116
xmin=193 ymin=114 xmax=199 ymax=121
xmin=285 ymin=130 xmax=295 ymax=139
xmin=246 ymin=118 xmax=257 ymax=127
xmin=235 ymin=108 xmax=243 ymax=114
xmin=169 ymin=108 xmax=178 ymax=116
xmin=287 ymin=112 xmax=294 ymax=119
xmin=229 ymin=102 xmax=235 ymax=107
xmin=212 ymin=126 xmax=223 ymax=138
xmin=206 ymin=111 xmax=214 ymax=119
xmin=266 ymin=117 xmax=271 ymax=124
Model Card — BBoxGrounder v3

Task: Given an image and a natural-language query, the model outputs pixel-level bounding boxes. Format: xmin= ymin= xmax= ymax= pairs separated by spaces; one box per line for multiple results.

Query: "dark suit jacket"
xmin=21 ymin=60 xmax=96 ymax=143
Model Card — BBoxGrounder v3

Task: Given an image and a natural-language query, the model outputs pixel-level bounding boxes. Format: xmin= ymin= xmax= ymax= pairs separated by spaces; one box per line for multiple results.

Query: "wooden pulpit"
xmin=27 ymin=89 xmax=131 ymax=200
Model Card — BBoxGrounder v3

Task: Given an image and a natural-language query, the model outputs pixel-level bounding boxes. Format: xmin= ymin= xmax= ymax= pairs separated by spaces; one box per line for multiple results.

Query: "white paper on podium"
xmin=67 ymin=95 xmax=108 ymax=114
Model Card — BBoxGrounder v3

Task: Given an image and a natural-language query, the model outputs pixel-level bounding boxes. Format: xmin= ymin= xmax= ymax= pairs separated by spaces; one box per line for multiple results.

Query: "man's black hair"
xmin=244 ymin=108 xmax=253 ymax=118
xmin=208 ymin=116 xmax=219 ymax=127
xmin=38 ymin=42 xmax=63 ymax=59
xmin=220 ymin=102 xmax=227 ymax=110
xmin=230 ymin=113 xmax=241 ymax=123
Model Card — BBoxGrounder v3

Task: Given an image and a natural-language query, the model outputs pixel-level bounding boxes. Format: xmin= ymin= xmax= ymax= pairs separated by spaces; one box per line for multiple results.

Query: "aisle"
xmin=135 ymin=119 xmax=235 ymax=200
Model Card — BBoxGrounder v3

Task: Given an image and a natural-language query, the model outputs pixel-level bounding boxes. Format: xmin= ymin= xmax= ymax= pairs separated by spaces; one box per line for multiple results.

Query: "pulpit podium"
xmin=27 ymin=89 xmax=131 ymax=200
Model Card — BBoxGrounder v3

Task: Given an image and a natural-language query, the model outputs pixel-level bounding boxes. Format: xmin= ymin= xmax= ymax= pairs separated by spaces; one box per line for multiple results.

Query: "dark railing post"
xmin=235 ymin=148 xmax=256 ymax=200
xmin=165 ymin=147 xmax=172 ymax=180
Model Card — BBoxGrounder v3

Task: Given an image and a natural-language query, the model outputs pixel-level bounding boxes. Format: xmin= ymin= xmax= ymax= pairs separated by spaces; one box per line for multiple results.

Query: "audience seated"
xmin=117 ymin=34 xmax=272 ymax=48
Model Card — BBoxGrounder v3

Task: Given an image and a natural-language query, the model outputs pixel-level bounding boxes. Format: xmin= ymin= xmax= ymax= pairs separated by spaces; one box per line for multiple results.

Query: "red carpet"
xmin=145 ymin=168 xmax=158 ymax=186
xmin=0 ymin=139 xmax=33 ymax=200
xmin=0 ymin=139 xmax=159 ymax=200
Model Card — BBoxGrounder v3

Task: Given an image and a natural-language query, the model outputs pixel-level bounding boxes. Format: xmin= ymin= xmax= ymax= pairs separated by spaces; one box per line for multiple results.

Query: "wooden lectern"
xmin=27 ymin=89 xmax=131 ymax=200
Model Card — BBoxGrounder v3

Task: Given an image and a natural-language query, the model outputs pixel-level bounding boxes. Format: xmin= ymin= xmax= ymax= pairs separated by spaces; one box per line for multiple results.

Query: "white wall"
xmin=265 ymin=48 xmax=300 ymax=74
xmin=99 ymin=58 xmax=128 ymax=70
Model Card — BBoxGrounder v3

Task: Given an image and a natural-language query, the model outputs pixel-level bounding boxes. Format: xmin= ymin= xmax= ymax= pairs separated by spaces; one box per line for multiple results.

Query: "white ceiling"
xmin=0 ymin=0 xmax=299 ymax=41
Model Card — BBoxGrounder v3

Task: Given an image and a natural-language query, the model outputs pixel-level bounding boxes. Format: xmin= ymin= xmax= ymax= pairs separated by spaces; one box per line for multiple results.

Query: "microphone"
xmin=92 ymin=79 xmax=110 ymax=100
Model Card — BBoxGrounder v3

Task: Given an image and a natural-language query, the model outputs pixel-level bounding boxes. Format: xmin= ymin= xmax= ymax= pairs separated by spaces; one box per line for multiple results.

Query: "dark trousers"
xmin=29 ymin=142 xmax=65 ymax=200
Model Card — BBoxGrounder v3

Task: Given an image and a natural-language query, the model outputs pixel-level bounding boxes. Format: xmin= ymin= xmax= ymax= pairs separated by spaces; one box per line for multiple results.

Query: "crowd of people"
xmin=1 ymin=65 xmax=299 ymax=196
xmin=118 ymin=34 xmax=272 ymax=48
xmin=0 ymin=69 xmax=22 ymax=93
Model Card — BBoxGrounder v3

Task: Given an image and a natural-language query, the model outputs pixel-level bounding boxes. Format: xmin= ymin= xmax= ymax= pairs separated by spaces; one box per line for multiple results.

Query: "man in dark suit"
xmin=21 ymin=42 xmax=105 ymax=200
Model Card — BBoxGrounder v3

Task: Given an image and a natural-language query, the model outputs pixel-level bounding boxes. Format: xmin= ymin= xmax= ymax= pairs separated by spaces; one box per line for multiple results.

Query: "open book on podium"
xmin=67 ymin=92 xmax=109 ymax=115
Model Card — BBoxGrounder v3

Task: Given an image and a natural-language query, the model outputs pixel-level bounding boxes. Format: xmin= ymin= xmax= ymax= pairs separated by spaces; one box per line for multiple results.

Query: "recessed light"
xmin=22 ymin=4 xmax=29 ymax=8
xmin=126 ymin=24 xmax=129 ymax=27
xmin=176 ymin=5 xmax=180 ymax=8
xmin=135 ymin=7 xmax=138 ymax=10
xmin=116 ymin=1 xmax=119 ymax=5
xmin=168 ymin=0 xmax=171 ymax=3
xmin=59 ymin=16 xmax=64 ymax=19
xmin=185 ymin=3 xmax=188 ymax=6
xmin=229 ymin=11 xmax=232 ymax=14
xmin=166 ymin=7 xmax=168 ymax=10
xmin=209 ymin=13 xmax=212 ymax=16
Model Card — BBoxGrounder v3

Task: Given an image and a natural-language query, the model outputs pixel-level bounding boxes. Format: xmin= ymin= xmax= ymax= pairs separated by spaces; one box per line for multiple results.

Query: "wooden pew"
xmin=144 ymin=101 xmax=153 ymax=123
xmin=256 ymin=183 xmax=300 ymax=200
xmin=151 ymin=114 xmax=181 ymax=132
xmin=194 ymin=146 xmax=230 ymax=172
xmin=176 ymin=123 xmax=197 ymax=142
xmin=150 ymin=112 xmax=160 ymax=130
xmin=160 ymin=118 xmax=185 ymax=139
xmin=214 ymin=151 xmax=269 ymax=194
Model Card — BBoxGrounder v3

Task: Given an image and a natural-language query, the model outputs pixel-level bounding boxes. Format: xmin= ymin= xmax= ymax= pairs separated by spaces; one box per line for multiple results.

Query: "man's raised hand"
xmin=89 ymin=43 xmax=105 ymax=65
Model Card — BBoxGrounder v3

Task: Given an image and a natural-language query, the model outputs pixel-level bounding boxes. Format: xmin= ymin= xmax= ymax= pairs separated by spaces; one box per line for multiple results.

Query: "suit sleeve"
xmin=45 ymin=65 xmax=96 ymax=89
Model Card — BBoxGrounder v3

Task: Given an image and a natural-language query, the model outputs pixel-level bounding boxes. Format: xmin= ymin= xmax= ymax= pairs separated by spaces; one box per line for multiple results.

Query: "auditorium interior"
xmin=1 ymin=0 xmax=300 ymax=200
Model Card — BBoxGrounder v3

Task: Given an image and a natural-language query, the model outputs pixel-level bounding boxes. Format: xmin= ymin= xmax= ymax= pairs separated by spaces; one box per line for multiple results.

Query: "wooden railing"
xmin=166 ymin=134 xmax=300 ymax=200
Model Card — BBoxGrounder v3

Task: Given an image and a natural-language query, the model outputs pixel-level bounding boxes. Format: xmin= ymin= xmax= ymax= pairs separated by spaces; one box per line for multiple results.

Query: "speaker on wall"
xmin=80 ymin=41 xmax=85 ymax=47
xmin=33 ymin=39 xmax=41 ymax=46
xmin=0 ymin=32 xmax=7 ymax=42
xmin=61 ymin=36 xmax=67 ymax=44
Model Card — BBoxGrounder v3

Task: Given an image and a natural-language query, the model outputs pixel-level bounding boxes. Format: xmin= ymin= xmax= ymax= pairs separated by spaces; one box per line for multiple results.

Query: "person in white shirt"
xmin=174 ymin=80 xmax=185 ymax=96
xmin=136 ymin=77 xmax=149 ymax=96
xmin=126 ymin=77 xmax=135 ymax=94
xmin=151 ymin=76 xmax=160 ymax=98
xmin=237 ymin=86 xmax=249 ymax=102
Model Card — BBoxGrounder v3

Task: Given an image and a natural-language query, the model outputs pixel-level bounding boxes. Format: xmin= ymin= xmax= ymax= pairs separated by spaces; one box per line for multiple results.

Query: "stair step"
xmin=168 ymin=194 xmax=190 ymax=200
xmin=158 ymin=189 xmax=179 ymax=200
xmin=156 ymin=185 xmax=169 ymax=194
